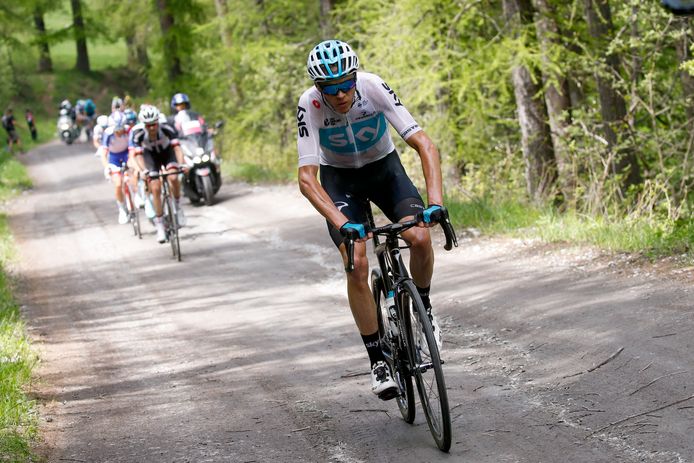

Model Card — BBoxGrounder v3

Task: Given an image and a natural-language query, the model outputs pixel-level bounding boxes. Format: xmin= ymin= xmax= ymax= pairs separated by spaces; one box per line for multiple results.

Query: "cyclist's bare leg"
xmin=112 ymin=173 xmax=125 ymax=203
xmin=166 ymin=167 xmax=181 ymax=200
xmin=149 ymin=179 xmax=163 ymax=216
xmin=340 ymin=241 xmax=378 ymax=335
xmin=401 ymin=221 xmax=434 ymax=289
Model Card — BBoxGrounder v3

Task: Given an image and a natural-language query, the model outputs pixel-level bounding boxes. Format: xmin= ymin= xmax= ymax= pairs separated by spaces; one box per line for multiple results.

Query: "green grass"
xmin=223 ymin=162 xmax=295 ymax=184
xmin=0 ymin=215 xmax=38 ymax=463
xmin=445 ymin=194 xmax=694 ymax=261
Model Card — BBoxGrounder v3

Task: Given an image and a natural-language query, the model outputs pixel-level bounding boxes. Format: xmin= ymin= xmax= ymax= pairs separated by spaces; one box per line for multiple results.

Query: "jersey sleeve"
xmin=161 ymin=123 xmax=180 ymax=146
xmin=296 ymin=90 xmax=322 ymax=168
xmin=365 ymin=74 xmax=421 ymax=141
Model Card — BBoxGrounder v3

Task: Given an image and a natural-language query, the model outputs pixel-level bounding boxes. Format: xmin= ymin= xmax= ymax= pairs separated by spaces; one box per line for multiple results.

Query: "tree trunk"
xmin=214 ymin=0 xmax=231 ymax=48
xmin=319 ymin=0 xmax=333 ymax=37
xmin=34 ymin=8 xmax=52 ymax=72
xmin=156 ymin=0 xmax=182 ymax=81
xmin=531 ymin=0 xmax=574 ymax=203
xmin=583 ymin=0 xmax=641 ymax=188
xmin=70 ymin=0 xmax=90 ymax=73
xmin=503 ymin=0 xmax=558 ymax=203
xmin=125 ymin=32 xmax=150 ymax=70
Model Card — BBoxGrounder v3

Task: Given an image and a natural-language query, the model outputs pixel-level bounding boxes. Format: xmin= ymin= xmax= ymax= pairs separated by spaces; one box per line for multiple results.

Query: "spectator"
xmin=25 ymin=109 xmax=37 ymax=141
xmin=1 ymin=108 xmax=23 ymax=154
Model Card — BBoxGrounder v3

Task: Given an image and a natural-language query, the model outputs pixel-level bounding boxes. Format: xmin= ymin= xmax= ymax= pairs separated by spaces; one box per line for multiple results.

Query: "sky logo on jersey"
xmin=318 ymin=113 xmax=387 ymax=154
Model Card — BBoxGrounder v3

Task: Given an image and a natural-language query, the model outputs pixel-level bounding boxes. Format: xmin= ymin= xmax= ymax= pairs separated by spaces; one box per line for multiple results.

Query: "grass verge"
xmin=446 ymin=195 xmax=694 ymax=260
xmin=0 ymin=214 xmax=38 ymax=463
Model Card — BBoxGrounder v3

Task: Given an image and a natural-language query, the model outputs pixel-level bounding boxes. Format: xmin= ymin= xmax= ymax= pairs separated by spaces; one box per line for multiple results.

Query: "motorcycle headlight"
xmin=196 ymin=147 xmax=205 ymax=156
xmin=202 ymin=154 xmax=210 ymax=162
xmin=193 ymin=156 xmax=202 ymax=164
xmin=60 ymin=124 xmax=70 ymax=130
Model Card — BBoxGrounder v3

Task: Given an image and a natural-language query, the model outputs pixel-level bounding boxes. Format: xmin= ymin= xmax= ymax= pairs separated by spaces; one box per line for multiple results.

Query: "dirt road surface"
xmin=9 ymin=141 xmax=694 ymax=462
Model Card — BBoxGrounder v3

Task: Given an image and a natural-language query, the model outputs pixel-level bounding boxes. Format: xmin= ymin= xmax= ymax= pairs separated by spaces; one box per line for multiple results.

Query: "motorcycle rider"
xmin=169 ymin=93 xmax=207 ymax=135
xmin=59 ymin=100 xmax=76 ymax=122
xmin=130 ymin=105 xmax=187 ymax=243
xmin=98 ymin=111 xmax=131 ymax=225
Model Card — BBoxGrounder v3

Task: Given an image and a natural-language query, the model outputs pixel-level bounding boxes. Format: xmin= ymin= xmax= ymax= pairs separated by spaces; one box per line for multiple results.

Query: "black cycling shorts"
xmin=319 ymin=150 xmax=424 ymax=247
xmin=142 ymin=146 xmax=179 ymax=173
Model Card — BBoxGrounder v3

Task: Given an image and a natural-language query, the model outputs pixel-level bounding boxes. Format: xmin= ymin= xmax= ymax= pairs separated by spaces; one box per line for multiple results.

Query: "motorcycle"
xmin=57 ymin=109 xmax=80 ymax=145
xmin=178 ymin=119 xmax=224 ymax=206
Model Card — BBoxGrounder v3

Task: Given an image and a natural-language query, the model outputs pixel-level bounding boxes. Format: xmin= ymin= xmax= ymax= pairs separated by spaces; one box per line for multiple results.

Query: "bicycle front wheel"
xmin=371 ymin=269 xmax=415 ymax=423
xmin=164 ymin=195 xmax=181 ymax=261
xmin=400 ymin=279 xmax=451 ymax=452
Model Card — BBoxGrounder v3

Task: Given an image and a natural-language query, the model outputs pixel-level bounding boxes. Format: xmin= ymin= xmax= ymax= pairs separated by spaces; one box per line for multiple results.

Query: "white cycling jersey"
xmin=296 ymin=72 xmax=421 ymax=169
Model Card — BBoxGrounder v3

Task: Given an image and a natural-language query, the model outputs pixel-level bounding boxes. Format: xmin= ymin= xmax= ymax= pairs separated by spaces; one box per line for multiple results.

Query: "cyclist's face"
xmin=145 ymin=122 xmax=159 ymax=136
xmin=317 ymin=75 xmax=356 ymax=114
xmin=175 ymin=103 xmax=187 ymax=112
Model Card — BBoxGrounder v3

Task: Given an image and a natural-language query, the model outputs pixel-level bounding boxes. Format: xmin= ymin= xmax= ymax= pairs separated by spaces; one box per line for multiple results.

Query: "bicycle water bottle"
xmin=385 ymin=291 xmax=399 ymax=337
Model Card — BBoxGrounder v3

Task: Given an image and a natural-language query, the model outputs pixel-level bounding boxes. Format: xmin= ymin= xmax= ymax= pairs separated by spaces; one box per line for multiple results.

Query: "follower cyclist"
xmin=98 ymin=111 xmax=131 ymax=225
xmin=130 ymin=105 xmax=187 ymax=243
xmin=296 ymin=40 xmax=446 ymax=400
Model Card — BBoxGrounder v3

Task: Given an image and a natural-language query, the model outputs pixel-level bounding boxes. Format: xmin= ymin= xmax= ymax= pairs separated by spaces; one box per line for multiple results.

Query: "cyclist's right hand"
xmin=339 ymin=221 xmax=367 ymax=241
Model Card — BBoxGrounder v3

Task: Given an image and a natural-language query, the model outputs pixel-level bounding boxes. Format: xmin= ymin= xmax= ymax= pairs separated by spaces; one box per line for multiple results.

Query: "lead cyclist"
xmin=296 ymin=40 xmax=447 ymax=400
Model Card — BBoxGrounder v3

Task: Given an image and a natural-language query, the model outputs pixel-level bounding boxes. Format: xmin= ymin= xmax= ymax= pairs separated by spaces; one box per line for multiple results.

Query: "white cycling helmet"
xmin=96 ymin=115 xmax=108 ymax=128
xmin=306 ymin=40 xmax=359 ymax=82
xmin=138 ymin=105 xmax=160 ymax=124
xmin=108 ymin=111 xmax=126 ymax=130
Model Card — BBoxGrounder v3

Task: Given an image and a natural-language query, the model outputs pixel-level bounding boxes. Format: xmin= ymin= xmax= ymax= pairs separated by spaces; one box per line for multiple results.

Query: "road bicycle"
xmin=344 ymin=205 xmax=458 ymax=452
xmin=119 ymin=163 xmax=141 ymax=239
xmin=148 ymin=169 xmax=183 ymax=261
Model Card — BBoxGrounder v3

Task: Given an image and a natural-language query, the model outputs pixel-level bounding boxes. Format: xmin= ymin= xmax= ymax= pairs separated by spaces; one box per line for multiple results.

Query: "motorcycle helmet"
xmin=96 ymin=115 xmax=108 ymax=128
xmin=60 ymin=99 xmax=72 ymax=110
xmin=170 ymin=93 xmax=190 ymax=112
xmin=306 ymin=40 xmax=359 ymax=82
xmin=138 ymin=105 xmax=160 ymax=124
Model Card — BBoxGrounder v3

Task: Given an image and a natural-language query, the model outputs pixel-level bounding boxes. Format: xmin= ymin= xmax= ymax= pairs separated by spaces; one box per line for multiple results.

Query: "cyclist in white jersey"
xmin=297 ymin=40 xmax=446 ymax=400
xmin=99 ymin=111 xmax=131 ymax=224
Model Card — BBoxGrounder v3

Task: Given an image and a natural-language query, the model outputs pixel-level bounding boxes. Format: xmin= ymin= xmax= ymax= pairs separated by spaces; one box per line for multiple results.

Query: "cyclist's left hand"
xmin=418 ymin=204 xmax=442 ymax=228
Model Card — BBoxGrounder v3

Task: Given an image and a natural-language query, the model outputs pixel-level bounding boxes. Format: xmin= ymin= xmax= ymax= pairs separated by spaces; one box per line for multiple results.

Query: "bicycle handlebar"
xmin=341 ymin=206 xmax=459 ymax=273
xmin=146 ymin=168 xmax=183 ymax=179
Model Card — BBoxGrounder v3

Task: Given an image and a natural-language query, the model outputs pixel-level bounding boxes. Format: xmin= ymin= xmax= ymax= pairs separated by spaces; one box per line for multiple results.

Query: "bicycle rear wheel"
xmin=371 ymin=269 xmax=415 ymax=423
xmin=164 ymin=195 xmax=181 ymax=261
xmin=400 ymin=279 xmax=451 ymax=452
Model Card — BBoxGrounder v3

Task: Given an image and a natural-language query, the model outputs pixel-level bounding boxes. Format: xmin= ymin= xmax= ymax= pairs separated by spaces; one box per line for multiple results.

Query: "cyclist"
xmin=296 ymin=40 xmax=446 ymax=400
xmin=98 ymin=111 xmax=131 ymax=225
xmin=130 ymin=105 xmax=187 ymax=243
xmin=92 ymin=115 xmax=109 ymax=150
xmin=111 ymin=96 xmax=124 ymax=113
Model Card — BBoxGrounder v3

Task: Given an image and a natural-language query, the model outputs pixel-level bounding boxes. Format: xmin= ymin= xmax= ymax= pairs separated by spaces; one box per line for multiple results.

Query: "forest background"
xmin=1 ymin=1 xmax=694 ymax=459
xmin=1 ymin=0 xmax=694 ymax=255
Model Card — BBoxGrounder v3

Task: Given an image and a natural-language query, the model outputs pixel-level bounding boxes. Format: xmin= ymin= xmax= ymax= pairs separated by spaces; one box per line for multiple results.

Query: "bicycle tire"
xmin=371 ymin=269 xmax=415 ymax=423
xmin=399 ymin=279 xmax=451 ymax=452
xmin=165 ymin=194 xmax=181 ymax=261
xmin=124 ymin=182 xmax=141 ymax=239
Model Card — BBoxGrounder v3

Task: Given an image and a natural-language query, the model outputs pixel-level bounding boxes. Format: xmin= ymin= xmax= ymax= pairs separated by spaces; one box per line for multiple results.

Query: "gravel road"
xmin=9 ymin=140 xmax=694 ymax=462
